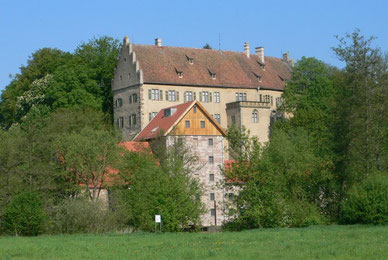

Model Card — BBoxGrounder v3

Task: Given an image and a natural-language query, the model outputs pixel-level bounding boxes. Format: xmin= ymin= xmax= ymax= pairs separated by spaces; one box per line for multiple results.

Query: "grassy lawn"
xmin=0 ymin=225 xmax=387 ymax=259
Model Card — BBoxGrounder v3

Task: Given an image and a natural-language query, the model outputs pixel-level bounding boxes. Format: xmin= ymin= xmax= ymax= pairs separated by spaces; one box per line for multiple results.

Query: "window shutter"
xmin=199 ymin=92 xmax=202 ymax=102
xmin=176 ymin=91 xmax=179 ymax=101
xmin=160 ymin=90 xmax=163 ymax=100
xmin=209 ymin=92 xmax=212 ymax=102
xmin=148 ymin=89 xmax=152 ymax=99
xmin=193 ymin=92 xmax=196 ymax=100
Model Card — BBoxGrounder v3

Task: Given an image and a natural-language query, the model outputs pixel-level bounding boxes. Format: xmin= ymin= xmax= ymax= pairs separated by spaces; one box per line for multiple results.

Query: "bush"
xmin=2 ymin=192 xmax=45 ymax=236
xmin=341 ymin=173 xmax=388 ymax=225
xmin=46 ymin=198 xmax=127 ymax=234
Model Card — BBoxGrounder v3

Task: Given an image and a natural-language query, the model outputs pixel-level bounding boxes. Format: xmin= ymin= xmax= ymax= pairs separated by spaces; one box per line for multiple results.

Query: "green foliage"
xmin=332 ymin=29 xmax=388 ymax=185
xmin=121 ymin=141 xmax=204 ymax=232
xmin=0 ymin=36 xmax=120 ymax=128
xmin=341 ymin=173 xmax=388 ymax=224
xmin=45 ymin=198 xmax=126 ymax=234
xmin=203 ymin=43 xmax=212 ymax=49
xmin=2 ymin=192 xmax=45 ymax=236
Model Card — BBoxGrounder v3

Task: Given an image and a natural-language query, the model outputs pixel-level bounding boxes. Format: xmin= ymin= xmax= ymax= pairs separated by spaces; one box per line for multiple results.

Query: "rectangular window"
xmin=209 ymin=174 xmax=215 ymax=181
xmin=193 ymin=105 xmax=197 ymax=113
xmin=208 ymin=138 xmax=213 ymax=146
xmin=201 ymin=91 xmax=210 ymax=102
xmin=185 ymin=120 xmax=190 ymax=128
xmin=133 ymin=94 xmax=137 ymax=103
xmin=209 ymin=156 xmax=214 ymax=164
xmin=235 ymin=93 xmax=247 ymax=101
xmin=119 ymin=117 xmax=124 ymax=128
xmin=149 ymin=112 xmax=158 ymax=121
xmin=228 ymin=193 xmax=234 ymax=200
xmin=129 ymin=95 xmax=132 ymax=104
xmin=185 ymin=91 xmax=193 ymax=102
xmin=214 ymin=92 xmax=220 ymax=103
xmin=200 ymin=121 xmax=205 ymax=128
xmin=168 ymin=90 xmax=176 ymax=101
xmin=151 ymin=89 xmax=159 ymax=100
xmin=177 ymin=138 xmax=183 ymax=144
xmin=231 ymin=116 xmax=236 ymax=125
xmin=210 ymin=193 xmax=215 ymax=201
xmin=263 ymin=95 xmax=271 ymax=103
xmin=213 ymin=114 xmax=221 ymax=124
xmin=276 ymin=97 xmax=283 ymax=108
xmin=128 ymin=116 xmax=132 ymax=126
xmin=132 ymin=114 xmax=136 ymax=125
xmin=210 ymin=208 xmax=215 ymax=216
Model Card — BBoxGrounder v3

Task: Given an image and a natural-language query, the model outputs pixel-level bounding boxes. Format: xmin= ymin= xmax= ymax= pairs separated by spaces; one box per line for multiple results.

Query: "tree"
xmin=332 ymin=29 xmax=388 ymax=187
xmin=2 ymin=192 xmax=45 ymax=236
xmin=120 ymin=140 xmax=204 ymax=231
xmin=54 ymin=127 xmax=121 ymax=201
xmin=203 ymin=43 xmax=212 ymax=49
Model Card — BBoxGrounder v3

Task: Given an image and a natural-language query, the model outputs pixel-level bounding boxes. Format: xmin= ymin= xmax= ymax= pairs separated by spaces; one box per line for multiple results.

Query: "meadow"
xmin=0 ymin=225 xmax=387 ymax=259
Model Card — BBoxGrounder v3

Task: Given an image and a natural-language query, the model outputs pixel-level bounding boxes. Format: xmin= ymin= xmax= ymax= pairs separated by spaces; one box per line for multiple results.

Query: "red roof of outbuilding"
xmin=133 ymin=45 xmax=291 ymax=90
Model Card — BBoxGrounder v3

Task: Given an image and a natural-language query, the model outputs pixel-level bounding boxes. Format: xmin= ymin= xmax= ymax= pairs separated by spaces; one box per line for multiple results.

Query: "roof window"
xmin=186 ymin=55 xmax=194 ymax=65
xmin=253 ymin=72 xmax=262 ymax=82
xmin=175 ymin=67 xmax=183 ymax=78
xmin=151 ymin=126 xmax=159 ymax=133
xmin=208 ymin=69 xmax=216 ymax=80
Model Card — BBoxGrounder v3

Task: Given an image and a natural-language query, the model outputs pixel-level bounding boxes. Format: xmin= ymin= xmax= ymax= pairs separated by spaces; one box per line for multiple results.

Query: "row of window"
xmin=115 ymin=94 xmax=138 ymax=108
xmin=117 ymin=114 xmax=137 ymax=128
xmin=119 ymin=73 xmax=133 ymax=81
xmin=208 ymin=192 xmax=234 ymax=201
xmin=185 ymin=120 xmax=206 ymax=128
xmin=148 ymin=89 xmax=222 ymax=103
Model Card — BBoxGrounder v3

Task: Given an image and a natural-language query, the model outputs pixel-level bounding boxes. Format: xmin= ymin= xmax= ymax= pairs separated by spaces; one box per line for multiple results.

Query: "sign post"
xmin=155 ymin=215 xmax=162 ymax=233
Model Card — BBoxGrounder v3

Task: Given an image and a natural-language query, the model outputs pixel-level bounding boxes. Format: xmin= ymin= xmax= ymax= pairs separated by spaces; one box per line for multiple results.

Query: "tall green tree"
xmin=332 ymin=29 xmax=388 ymax=187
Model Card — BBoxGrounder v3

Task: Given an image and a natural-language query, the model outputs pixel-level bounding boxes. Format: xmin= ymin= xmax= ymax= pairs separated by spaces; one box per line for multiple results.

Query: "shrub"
xmin=2 ymin=192 xmax=45 ymax=236
xmin=46 ymin=198 xmax=126 ymax=234
xmin=341 ymin=173 xmax=388 ymax=225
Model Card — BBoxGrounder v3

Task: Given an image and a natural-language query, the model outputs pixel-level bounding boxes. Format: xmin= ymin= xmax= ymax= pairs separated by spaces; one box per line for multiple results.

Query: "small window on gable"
xmin=200 ymin=121 xmax=205 ymax=128
xmin=185 ymin=120 xmax=190 ymax=128
xmin=193 ymin=105 xmax=197 ymax=114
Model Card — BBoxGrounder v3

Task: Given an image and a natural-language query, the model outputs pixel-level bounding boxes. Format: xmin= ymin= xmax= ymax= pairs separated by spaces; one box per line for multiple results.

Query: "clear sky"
xmin=1 ymin=0 xmax=387 ymax=92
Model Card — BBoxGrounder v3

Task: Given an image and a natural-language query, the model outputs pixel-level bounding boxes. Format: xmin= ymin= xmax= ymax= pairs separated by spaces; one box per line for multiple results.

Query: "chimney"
xmin=255 ymin=46 xmax=264 ymax=64
xmin=282 ymin=52 xmax=294 ymax=67
xmin=282 ymin=52 xmax=289 ymax=61
xmin=155 ymin=38 xmax=162 ymax=47
xmin=244 ymin=42 xmax=250 ymax=58
xmin=123 ymin=36 xmax=129 ymax=45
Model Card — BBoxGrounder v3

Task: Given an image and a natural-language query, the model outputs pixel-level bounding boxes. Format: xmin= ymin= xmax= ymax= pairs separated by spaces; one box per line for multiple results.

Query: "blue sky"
xmin=1 ymin=0 xmax=387 ymax=92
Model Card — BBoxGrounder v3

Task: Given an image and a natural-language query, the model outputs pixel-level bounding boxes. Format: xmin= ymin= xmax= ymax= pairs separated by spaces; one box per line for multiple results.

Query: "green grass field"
xmin=0 ymin=225 xmax=387 ymax=259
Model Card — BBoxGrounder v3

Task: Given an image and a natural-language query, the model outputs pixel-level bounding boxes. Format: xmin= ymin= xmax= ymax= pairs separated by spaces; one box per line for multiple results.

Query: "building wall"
xmin=141 ymin=84 xmax=282 ymax=138
xmin=166 ymin=135 xmax=225 ymax=227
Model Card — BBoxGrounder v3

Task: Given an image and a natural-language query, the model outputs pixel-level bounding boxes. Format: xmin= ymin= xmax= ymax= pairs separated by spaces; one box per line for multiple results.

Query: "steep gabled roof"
xmin=132 ymin=45 xmax=291 ymax=90
xmin=133 ymin=100 xmax=226 ymax=141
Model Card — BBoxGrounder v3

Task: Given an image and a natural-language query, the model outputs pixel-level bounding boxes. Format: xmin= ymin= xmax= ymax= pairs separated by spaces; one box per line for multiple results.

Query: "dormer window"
xmin=257 ymin=61 xmax=266 ymax=70
xmin=175 ymin=67 xmax=183 ymax=78
xmin=208 ymin=69 xmax=216 ymax=80
xmin=151 ymin=126 xmax=159 ymax=133
xmin=186 ymin=55 xmax=194 ymax=65
xmin=253 ymin=72 xmax=262 ymax=82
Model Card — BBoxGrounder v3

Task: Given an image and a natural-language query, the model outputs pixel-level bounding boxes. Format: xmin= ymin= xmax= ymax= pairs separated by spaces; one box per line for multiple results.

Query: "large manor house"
xmin=112 ymin=36 xmax=292 ymax=227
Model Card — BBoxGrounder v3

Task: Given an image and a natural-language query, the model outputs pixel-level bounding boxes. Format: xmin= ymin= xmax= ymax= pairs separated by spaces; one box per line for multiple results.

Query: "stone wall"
xmin=167 ymin=135 xmax=226 ymax=227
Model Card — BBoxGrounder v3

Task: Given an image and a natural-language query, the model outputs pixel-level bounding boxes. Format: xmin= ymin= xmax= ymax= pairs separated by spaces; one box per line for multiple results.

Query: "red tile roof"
xmin=133 ymin=45 xmax=291 ymax=90
xmin=133 ymin=100 xmax=226 ymax=141
xmin=118 ymin=141 xmax=151 ymax=152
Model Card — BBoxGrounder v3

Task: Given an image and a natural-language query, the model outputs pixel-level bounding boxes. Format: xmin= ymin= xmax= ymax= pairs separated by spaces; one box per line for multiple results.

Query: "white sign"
xmin=155 ymin=215 xmax=161 ymax=223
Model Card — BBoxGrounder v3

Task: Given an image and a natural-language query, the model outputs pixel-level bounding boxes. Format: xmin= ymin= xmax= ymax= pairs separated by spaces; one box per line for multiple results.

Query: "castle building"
xmin=134 ymin=100 xmax=226 ymax=227
xmin=112 ymin=37 xmax=292 ymax=143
